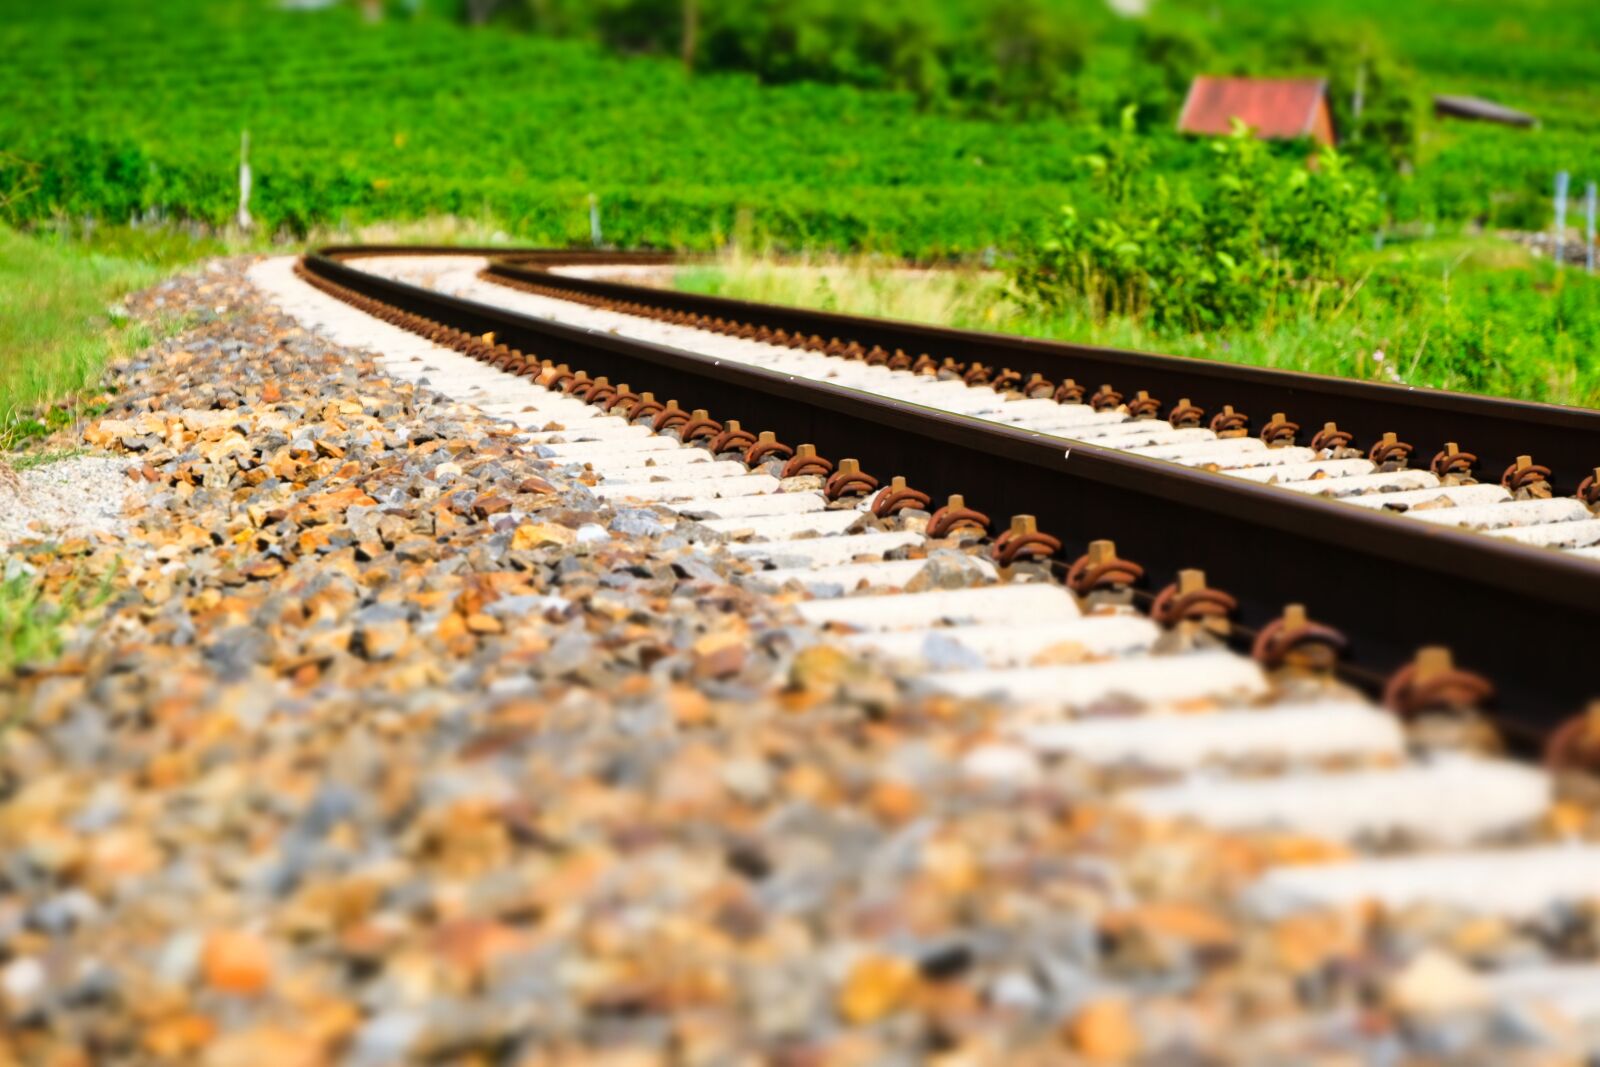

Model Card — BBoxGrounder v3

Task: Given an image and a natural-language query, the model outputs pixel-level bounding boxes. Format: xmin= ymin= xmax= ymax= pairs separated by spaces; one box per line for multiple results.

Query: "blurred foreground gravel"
xmin=2 ymin=258 xmax=1597 ymax=1066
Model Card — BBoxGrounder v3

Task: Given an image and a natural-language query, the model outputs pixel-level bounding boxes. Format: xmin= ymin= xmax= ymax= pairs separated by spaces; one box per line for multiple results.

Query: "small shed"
xmin=1178 ymin=76 xmax=1336 ymax=147
xmin=1433 ymin=94 xmax=1538 ymax=128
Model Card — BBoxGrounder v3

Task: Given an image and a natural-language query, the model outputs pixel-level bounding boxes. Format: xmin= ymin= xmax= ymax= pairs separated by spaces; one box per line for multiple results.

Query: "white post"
xmin=588 ymin=193 xmax=602 ymax=248
xmin=1587 ymin=181 xmax=1597 ymax=274
xmin=1553 ymin=170 xmax=1569 ymax=265
xmin=237 ymin=130 xmax=253 ymax=232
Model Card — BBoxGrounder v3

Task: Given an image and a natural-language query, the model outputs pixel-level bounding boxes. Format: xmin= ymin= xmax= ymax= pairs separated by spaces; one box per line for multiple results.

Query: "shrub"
xmin=1009 ymin=107 xmax=1379 ymax=331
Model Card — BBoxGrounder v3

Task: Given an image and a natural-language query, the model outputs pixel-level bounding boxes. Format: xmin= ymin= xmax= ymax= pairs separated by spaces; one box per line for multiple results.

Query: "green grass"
xmin=8 ymin=448 xmax=89 ymax=471
xmin=0 ymin=562 xmax=118 ymax=687
xmin=677 ymin=238 xmax=1600 ymax=408
xmin=0 ymin=225 xmax=219 ymax=448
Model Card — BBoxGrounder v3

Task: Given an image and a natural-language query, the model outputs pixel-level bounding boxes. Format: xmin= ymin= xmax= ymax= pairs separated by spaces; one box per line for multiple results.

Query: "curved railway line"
xmin=245 ymin=246 xmax=1600 ymax=1043
xmin=300 ymin=247 xmax=1600 ymax=730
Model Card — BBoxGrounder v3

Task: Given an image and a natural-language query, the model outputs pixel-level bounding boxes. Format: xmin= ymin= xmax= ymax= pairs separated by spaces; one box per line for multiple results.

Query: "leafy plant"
xmin=1010 ymin=109 xmax=1379 ymax=332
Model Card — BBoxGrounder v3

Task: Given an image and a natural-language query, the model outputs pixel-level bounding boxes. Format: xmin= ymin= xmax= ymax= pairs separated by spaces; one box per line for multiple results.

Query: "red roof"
xmin=1178 ymin=76 xmax=1330 ymax=141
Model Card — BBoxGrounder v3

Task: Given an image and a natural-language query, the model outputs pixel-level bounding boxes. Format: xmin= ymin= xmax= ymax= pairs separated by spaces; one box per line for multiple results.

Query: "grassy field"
xmin=3 ymin=0 xmax=1597 ymax=248
xmin=0 ymin=226 xmax=226 ymax=446
xmin=679 ymin=238 xmax=1600 ymax=408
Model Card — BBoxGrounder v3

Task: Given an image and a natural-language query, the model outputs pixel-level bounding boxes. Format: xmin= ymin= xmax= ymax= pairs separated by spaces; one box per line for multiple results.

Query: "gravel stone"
xmin=0 ymin=457 xmax=137 ymax=547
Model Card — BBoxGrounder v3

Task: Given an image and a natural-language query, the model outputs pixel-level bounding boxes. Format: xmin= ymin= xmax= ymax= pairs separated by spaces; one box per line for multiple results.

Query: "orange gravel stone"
xmin=1064 ymin=997 xmax=1140 ymax=1063
xmin=200 ymin=930 xmax=273 ymax=995
xmin=838 ymin=954 xmax=918 ymax=1025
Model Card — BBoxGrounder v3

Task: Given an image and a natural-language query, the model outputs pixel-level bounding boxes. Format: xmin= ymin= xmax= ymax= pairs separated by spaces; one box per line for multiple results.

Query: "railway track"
xmin=305 ymin=248 xmax=1600 ymax=727
xmin=250 ymin=249 xmax=1600 ymax=1039
xmin=486 ymin=254 xmax=1600 ymax=565
xmin=492 ymin=249 xmax=1600 ymax=500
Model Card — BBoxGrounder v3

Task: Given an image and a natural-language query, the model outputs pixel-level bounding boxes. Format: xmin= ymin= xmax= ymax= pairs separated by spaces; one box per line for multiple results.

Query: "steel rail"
xmin=480 ymin=251 xmax=1600 ymax=496
xmin=306 ymin=249 xmax=1600 ymax=734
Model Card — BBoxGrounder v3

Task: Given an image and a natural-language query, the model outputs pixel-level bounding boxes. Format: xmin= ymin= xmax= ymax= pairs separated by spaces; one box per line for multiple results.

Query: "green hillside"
xmin=2 ymin=0 xmax=1596 ymax=252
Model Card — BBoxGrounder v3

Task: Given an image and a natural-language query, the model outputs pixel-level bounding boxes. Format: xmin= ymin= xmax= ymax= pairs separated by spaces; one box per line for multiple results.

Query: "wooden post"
xmin=1554 ymin=171 xmax=1570 ymax=265
xmin=682 ymin=0 xmax=698 ymax=75
xmin=1587 ymin=181 xmax=1597 ymax=274
xmin=237 ymin=129 xmax=253 ymax=233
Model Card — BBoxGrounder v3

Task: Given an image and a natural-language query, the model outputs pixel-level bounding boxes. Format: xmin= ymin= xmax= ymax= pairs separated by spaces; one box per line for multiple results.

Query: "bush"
xmin=1010 ymin=107 xmax=1379 ymax=331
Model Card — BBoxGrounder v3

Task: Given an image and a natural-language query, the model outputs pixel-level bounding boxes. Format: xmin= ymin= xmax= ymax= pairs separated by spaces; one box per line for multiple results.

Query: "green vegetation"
xmin=0 ymin=562 xmax=118 ymax=685
xmin=7 ymin=449 xmax=90 ymax=472
xmin=680 ymin=240 xmax=1600 ymax=408
xmin=1011 ymin=112 xmax=1380 ymax=331
xmin=0 ymin=226 xmax=210 ymax=447
xmin=3 ymin=0 xmax=1596 ymax=250
xmin=487 ymin=0 xmax=1105 ymax=114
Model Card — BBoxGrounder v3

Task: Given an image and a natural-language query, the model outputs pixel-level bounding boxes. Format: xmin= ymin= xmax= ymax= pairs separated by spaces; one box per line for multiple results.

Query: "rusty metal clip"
xmin=584 ymin=377 xmax=618 ymax=406
xmin=1065 ymin=539 xmax=1143 ymax=595
xmin=709 ymin=419 xmax=757 ymax=455
xmin=992 ymin=368 xmax=1024 ymax=393
xmin=1150 ymin=569 xmax=1236 ymax=631
xmin=1500 ymin=454 xmax=1552 ymax=498
xmin=1382 ymin=647 xmax=1494 ymax=717
xmin=523 ymin=357 xmax=552 ymax=382
xmin=994 ymin=515 xmax=1062 ymax=567
xmin=1090 ymin=384 xmax=1125 ymax=412
xmin=781 ymin=443 xmax=834 ymax=479
xmin=1023 ymin=373 xmax=1056 ymax=399
xmin=824 ymin=458 xmax=880 ymax=501
xmin=1429 ymin=442 xmax=1477 ymax=482
xmin=679 ymin=408 xmax=723 ymax=442
xmin=871 ymin=476 xmax=932 ymax=518
xmin=927 ymin=494 xmax=990 ymax=538
xmin=1251 ymin=604 xmax=1346 ymax=671
xmin=961 ymin=362 xmax=992 ymax=386
xmin=1209 ymin=405 xmax=1249 ymax=438
xmin=629 ymin=392 xmax=666 ymax=423
xmin=1259 ymin=412 xmax=1299 ymax=448
xmin=1368 ymin=432 xmax=1414 ymax=470
xmin=745 ymin=431 xmax=794 ymax=467
xmin=1167 ymin=398 xmax=1205 ymax=429
xmin=1126 ymin=390 xmax=1162 ymax=419
xmin=603 ymin=384 xmax=640 ymax=414
xmin=1309 ymin=421 xmax=1353 ymax=453
xmin=1545 ymin=701 xmax=1600 ymax=774
xmin=1054 ymin=379 xmax=1086 ymax=404
xmin=651 ymin=400 xmax=691 ymax=434
xmin=1579 ymin=467 xmax=1600 ymax=510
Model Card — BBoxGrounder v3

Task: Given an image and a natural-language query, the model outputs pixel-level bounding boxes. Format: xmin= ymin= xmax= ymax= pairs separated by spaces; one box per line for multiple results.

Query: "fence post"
xmin=237 ymin=129 xmax=253 ymax=232
xmin=1587 ymin=181 xmax=1597 ymax=274
xmin=1553 ymin=170 xmax=1569 ymax=265
xmin=588 ymin=193 xmax=602 ymax=248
